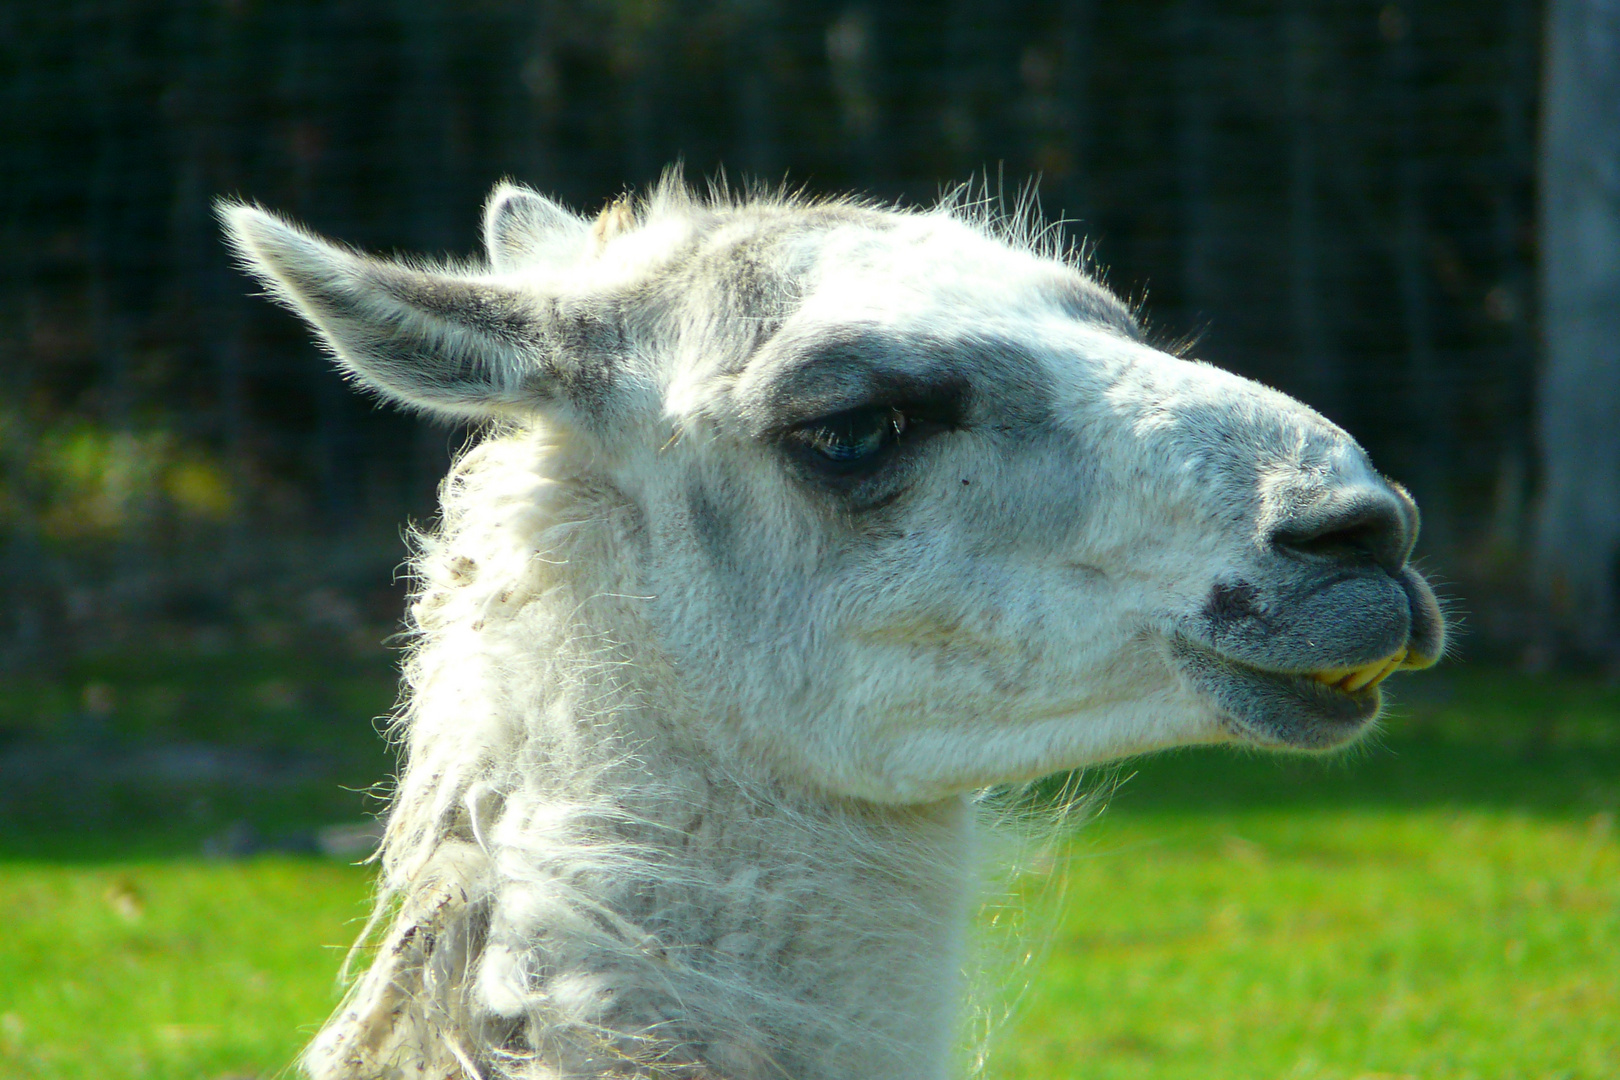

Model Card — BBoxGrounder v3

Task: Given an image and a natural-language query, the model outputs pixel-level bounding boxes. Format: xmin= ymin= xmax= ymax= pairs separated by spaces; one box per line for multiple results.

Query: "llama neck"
xmin=481 ymin=722 xmax=979 ymax=1080
xmin=307 ymin=451 xmax=981 ymax=1079
xmin=340 ymin=696 xmax=978 ymax=1080
xmin=302 ymin=440 xmax=978 ymax=1080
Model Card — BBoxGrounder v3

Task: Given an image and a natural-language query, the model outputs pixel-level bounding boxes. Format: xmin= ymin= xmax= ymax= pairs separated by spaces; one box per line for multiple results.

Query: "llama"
xmin=222 ymin=178 xmax=1445 ymax=1080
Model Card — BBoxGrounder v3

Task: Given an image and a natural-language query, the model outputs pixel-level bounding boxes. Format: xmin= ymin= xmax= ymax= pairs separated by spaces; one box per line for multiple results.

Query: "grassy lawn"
xmin=990 ymin=806 xmax=1617 ymax=1080
xmin=1 ymin=656 xmax=1616 ymax=1079
xmin=0 ymin=860 xmax=370 ymax=1080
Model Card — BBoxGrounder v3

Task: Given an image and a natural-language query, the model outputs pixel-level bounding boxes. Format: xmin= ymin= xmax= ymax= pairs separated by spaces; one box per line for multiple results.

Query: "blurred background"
xmin=7 ymin=0 xmax=1591 ymax=664
xmin=2 ymin=3 xmax=1617 ymax=1078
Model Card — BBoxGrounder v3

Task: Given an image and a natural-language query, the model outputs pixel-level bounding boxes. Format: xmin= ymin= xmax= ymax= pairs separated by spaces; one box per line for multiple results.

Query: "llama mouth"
xmin=1303 ymin=648 xmax=1414 ymax=694
xmin=1169 ymin=637 xmax=1405 ymax=750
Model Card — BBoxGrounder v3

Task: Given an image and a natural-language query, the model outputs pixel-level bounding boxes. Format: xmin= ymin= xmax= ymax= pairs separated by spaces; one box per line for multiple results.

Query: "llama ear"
xmin=221 ymin=202 xmax=598 ymax=422
xmin=483 ymin=182 xmax=589 ymax=273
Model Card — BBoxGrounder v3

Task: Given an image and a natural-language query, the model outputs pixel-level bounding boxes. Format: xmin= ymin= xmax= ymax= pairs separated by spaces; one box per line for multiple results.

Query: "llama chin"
xmin=223 ymin=176 xmax=1444 ymax=1080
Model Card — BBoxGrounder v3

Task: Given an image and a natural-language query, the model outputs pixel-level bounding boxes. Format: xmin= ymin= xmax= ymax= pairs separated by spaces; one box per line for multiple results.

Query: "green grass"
xmin=0 ymin=860 xmax=371 ymax=1080
xmin=988 ymin=807 xmax=1618 ymax=1080
xmin=1 ymin=658 xmax=1617 ymax=1078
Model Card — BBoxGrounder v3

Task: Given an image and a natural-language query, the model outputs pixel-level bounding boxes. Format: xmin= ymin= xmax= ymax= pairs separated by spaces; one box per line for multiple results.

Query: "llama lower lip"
xmin=1170 ymin=638 xmax=1383 ymax=750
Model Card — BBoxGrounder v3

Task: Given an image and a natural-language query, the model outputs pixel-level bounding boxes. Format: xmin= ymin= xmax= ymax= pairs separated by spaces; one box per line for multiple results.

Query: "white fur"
xmin=220 ymin=178 xmax=1441 ymax=1080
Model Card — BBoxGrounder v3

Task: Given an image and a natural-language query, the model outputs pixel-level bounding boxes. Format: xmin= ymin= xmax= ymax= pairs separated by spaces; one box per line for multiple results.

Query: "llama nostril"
xmin=1271 ymin=494 xmax=1412 ymax=573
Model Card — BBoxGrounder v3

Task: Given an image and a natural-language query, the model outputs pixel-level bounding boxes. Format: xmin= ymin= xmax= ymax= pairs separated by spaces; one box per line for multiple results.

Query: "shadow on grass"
xmin=0 ymin=644 xmax=398 ymax=864
xmin=4 ymin=658 xmax=1618 ymax=863
xmin=1105 ymin=736 xmax=1620 ymax=816
xmin=1059 ymin=665 xmax=1620 ymax=819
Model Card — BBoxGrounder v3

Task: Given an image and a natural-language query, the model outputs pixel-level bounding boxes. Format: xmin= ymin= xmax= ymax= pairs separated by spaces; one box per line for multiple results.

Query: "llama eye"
xmin=789 ymin=407 xmax=907 ymax=465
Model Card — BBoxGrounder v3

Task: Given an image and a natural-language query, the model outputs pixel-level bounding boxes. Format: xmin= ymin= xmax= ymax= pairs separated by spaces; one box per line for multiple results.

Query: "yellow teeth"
xmin=1309 ymin=647 xmax=1409 ymax=693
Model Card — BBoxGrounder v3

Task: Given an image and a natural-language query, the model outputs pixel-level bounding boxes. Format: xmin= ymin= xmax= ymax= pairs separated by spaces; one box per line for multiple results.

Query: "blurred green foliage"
xmin=0 ymin=408 xmax=234 ymax=541
xmin=1 ymin=0 xmax=1543 ymax=660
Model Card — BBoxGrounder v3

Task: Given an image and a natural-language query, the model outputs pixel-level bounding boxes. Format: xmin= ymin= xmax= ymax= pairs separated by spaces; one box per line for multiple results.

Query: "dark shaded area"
xmin=2 ymin=0 xmax=1541 ymax=663
xmin=998 ymin=666 xmax=1620 ymax=824
xmin=0 ymin=643 xmax=398 ymax=858
xmin=4 ymin=658 xmax=1616 ymax=862
xmin=1110 ymin=733 xmax=1620 ymax=816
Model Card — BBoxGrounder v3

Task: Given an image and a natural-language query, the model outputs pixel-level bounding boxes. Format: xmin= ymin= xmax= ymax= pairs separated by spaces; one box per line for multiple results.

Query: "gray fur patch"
xmin=534 ymin=300 xmax=623 ymax=413
xmin=378 ymin=269 xmax=544 ymax=346
xmin=742 ymin=326 xmax=1050 ymax=437
xmin=1055 ymin=276 xmax=1141 ymax=339
xmin=685 ymin=479 xmax=737 ymax=574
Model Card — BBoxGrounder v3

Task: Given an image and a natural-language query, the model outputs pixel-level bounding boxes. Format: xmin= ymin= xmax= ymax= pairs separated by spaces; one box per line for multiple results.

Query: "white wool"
xmin=217 ymin=179 xmax=1443 ymax=1080
xmin=305 ymin=427 xmax=978 ymax=1080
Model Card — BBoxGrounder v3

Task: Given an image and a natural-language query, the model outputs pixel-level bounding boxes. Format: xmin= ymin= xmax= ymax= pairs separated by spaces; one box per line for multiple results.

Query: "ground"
xmin=0 ymin=652 xmax=1615 ymax=1079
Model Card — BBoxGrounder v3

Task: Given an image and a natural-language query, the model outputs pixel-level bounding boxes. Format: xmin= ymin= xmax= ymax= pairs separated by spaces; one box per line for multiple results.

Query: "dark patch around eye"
xmin=773 ymin=367 xmax=973 ymax=439
xmin=777 ymin=399 xmax=962 ymax=514
xmin=739 ymin=325 xmax=1057 ymax=514
xmin=750 ymin=324 xmax=1058 ymax=441
xmin=784 ymin=405 xmax=907 ymax=472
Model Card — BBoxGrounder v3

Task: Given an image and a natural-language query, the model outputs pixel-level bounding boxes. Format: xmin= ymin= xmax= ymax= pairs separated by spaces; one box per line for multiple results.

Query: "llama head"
xmin=222 ymin=181 xmax=1445 ymax=803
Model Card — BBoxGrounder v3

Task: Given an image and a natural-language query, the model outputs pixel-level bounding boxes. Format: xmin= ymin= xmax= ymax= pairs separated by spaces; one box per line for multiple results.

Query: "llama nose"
xmin=1269 ymin=483 xmax=1416 ymax=574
